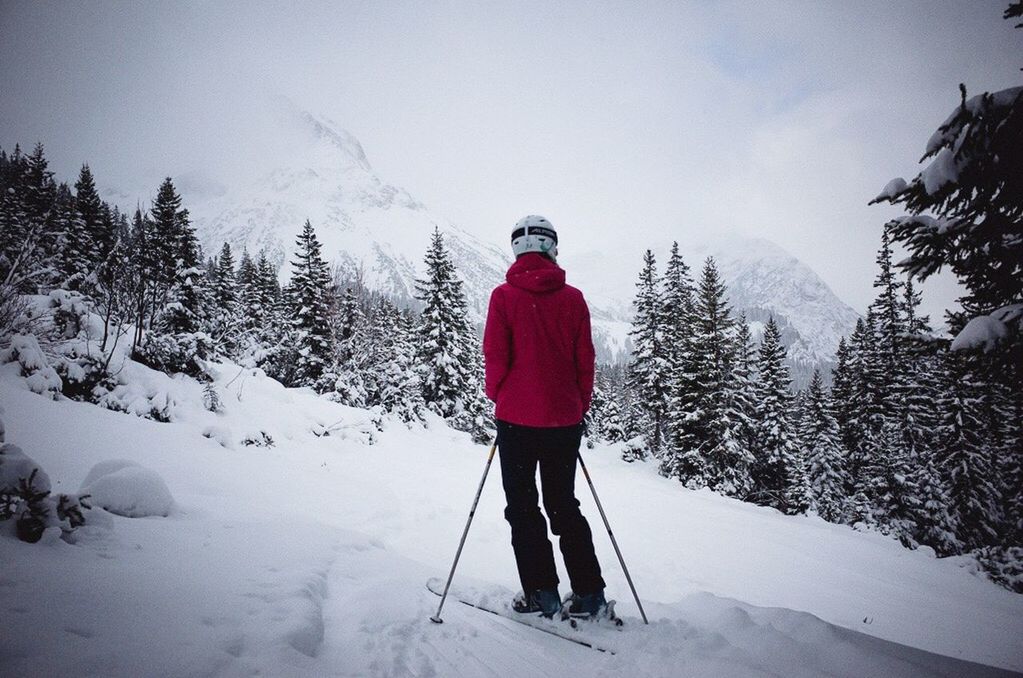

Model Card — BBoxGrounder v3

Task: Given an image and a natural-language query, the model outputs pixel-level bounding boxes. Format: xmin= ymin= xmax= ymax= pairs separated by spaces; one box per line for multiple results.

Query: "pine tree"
xmin=845 ymin=314 xmax=886 ymax=505
xmin=595 ymin=367 xmax=629 ymax=445
xmin=871 ymin=83 xmax=1022 ymax=342
xmin=830 ymin=336 xmax=855 ymax=456
xmin=584 ymin=374 xmax=609 ymax=447
xmin=57 ymin=163 xmax=106 ymax=290
xmin=75 ymin=164 xmax=113 ymax=266
xmin=255 ymin=251 xmax=282 ymax=344
xmin=893 ymin=279 xmax=961 ymax=553
xmin=235 ymin=249 xmax=260 ymax=343
xmin=287 ymin=220 xmax=334 ymax=386
xmin=57 ymin=171 xmax=94 ymax=290
xmin=331 ymin=287 xmax=370 ymax=408
xmin=912 ymin=450 xmax=961 ymax=556
xmin=414 ymin=227 xmax=482 ymax=431
xmin=18 ymin=143 xmax=58 ymax=291
xmin=869 ymin=226 xmax=905 ymax=383
xmin=935 ymin=351 xmax=1002 ymax=550
xmin=800 ymin=369 xmax=849 ymax=522
xmin=208 ymin=242 xmax=240 ymax=355
xmin=52 ymin=183 xmax=81 ymax=290
xmin=661 ymin=242 xmax=697 ymax=444
xmin=149 ymin=178 xmax=204 ymax=336
xmin=750 ymin=317 xmax=800 ymax=512
xmin=715 ymin=316 xmax=757 ymax=498
xmin=373 ymin=302 xmax=426 ymax=423
xmin=678 ymin=257 xmax=741 ymax=492
xmin=628 ymin=250 xmax=669 ymax=453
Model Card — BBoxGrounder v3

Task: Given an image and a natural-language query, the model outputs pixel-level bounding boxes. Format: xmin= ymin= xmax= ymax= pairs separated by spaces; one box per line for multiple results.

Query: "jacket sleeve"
xmin=575 ymin=295 xmax=596 ymax=413
xmin=483 ymin=288 xmax=510 ymax=403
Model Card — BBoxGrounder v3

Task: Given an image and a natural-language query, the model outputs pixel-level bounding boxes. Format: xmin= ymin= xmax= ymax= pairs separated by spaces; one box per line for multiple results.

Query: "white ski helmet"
xmin=511 ymin=215 xmax=558 ymax=262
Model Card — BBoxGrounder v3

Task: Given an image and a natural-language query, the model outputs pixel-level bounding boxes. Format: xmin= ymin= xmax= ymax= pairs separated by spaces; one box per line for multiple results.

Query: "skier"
xmin=483 ymin=215 xmax=608 ymax=619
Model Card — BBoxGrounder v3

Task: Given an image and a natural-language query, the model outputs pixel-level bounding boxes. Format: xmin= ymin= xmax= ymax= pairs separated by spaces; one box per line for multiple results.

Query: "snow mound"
xmin=80 ymin=459 xmax=141 ymax=489
xmin=81 ymin=463 xmax=175 ymax=518
xmin=0 ymin=443 xmax=52 ymax=495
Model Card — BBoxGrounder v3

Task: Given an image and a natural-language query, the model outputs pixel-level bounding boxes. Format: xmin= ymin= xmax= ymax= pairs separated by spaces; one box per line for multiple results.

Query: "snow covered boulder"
xmin=80 ymin=462 xmax=175 ymax=518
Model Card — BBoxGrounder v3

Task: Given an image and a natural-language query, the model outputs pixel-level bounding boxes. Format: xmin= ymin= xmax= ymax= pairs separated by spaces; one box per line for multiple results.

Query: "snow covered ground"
xmin=2 ymin=361 xmax=1022 ymax=677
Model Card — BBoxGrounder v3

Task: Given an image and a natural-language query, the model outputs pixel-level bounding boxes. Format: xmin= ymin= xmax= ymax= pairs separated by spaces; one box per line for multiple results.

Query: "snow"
xmin=2 ymin=363 xmax=1022 ymax=676
xmin=873 ymin=177 xmax=908 ymax=202
xmin=920 ymin=147 xmax=959 ymax=195
xmin=80 ymin=463 xmax=175 ymax=518
xmin=951 ymin=304 xmax=1022 ymax=352
xmin=80 ymin=459 xmax=141 ymax=489
xmin=1 ymin=333 xmax=62 ymax=397
xmin=0 ymin=443 xmax=51 ymax=494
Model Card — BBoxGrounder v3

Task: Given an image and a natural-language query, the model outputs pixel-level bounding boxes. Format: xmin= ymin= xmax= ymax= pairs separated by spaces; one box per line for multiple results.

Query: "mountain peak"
xmin=295 ymin=110 xmax=372 ymax=173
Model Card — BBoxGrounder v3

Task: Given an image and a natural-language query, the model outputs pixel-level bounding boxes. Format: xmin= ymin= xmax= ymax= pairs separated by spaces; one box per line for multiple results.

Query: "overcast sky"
xmin=2 ymin=0 xmax=1020 ymax=321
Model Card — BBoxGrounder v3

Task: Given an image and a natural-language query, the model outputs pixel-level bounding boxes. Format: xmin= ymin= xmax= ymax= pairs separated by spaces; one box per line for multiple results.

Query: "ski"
xmin=426 ymin=577 xmax=620 ymax=655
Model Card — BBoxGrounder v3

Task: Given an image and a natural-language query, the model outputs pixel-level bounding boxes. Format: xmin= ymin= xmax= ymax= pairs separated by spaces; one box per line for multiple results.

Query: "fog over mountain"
xmin=146 ymin=101 xmax=860 ymax=379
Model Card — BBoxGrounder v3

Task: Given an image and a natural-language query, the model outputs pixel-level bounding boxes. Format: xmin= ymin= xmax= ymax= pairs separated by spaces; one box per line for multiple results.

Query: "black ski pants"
xmin=496 ymin=419 xmax=605 ymax=597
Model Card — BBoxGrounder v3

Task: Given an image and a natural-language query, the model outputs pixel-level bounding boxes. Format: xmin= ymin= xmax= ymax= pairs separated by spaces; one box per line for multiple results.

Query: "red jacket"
xmin=483 ymin=253 xmax=596 ymax=428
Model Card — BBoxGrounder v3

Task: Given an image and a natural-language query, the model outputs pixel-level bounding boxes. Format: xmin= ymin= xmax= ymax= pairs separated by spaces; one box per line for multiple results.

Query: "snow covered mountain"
xmin=186 ymin=103 xmax=858 ymax=372
xmin=565 ymin=236 xmax=862 ymax=373
xmin=188 ymin=102 xmax=509 ymax=320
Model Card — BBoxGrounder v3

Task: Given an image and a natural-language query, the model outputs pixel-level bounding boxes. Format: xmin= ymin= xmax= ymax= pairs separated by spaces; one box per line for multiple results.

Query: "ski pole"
xmin=577 ymin=452 xmax=649 ymax=624
xmin=430 ymin=439 xmax=498 ymax=624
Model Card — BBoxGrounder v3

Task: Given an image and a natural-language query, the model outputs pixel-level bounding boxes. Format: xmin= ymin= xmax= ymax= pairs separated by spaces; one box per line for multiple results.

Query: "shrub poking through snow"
xmin=79 ymin=462 xmax=174 ymax=518
xmin=242 ymin=431 xmax=275 ymax=448
xmin=203 ymin=382 xmax=223 ymax=413
xmin=0 ymin=439 xmax=92 ymax=543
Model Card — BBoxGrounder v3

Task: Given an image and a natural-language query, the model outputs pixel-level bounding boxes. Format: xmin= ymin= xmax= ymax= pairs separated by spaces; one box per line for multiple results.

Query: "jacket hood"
xmin=506 ymin=253 xmax=566 ymax=293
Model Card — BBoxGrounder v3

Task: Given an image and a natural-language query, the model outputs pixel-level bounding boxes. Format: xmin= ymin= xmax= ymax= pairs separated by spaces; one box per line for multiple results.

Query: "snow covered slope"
xmin=184 ymin=103 xmax=857 ymax=366
xmin=2 ymin=364 xmax=1022 ymax=677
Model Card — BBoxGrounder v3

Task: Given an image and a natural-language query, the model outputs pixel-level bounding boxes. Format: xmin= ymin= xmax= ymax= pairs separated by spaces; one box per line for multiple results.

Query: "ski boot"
xmin=563 ymin=590 xmax=624 ymax=628
xmin=513 ymin=589 xmax=562 ymax=619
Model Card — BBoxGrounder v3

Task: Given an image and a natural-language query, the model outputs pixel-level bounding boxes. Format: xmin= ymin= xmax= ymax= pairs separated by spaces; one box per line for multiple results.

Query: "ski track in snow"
xmin=1 ymin=364 xmax=1022 ymax=677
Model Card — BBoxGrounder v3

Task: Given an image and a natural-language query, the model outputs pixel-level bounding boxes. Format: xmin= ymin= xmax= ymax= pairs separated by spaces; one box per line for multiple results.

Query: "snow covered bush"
xmin=1 ymin=333 xmax=62 ymax=398
xmin=1 ymin=439 xmax=92 ymax=543
xmin=93 ymin=382 xmax=176 ymax=422
xmin=621 ymin=436 xmax=649 ymax=463
xmin=79 ymin=461 xmax=174 ymax=518
xmin=54 ymin=348 xmax=118 ymax=402
xmin=136 ymin=331 xmax=211 ymax=378
xmin=47 ymin=288 xmax=91 ymax=339
xmin=974 ymin=546 xmax=1023 ymax=594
